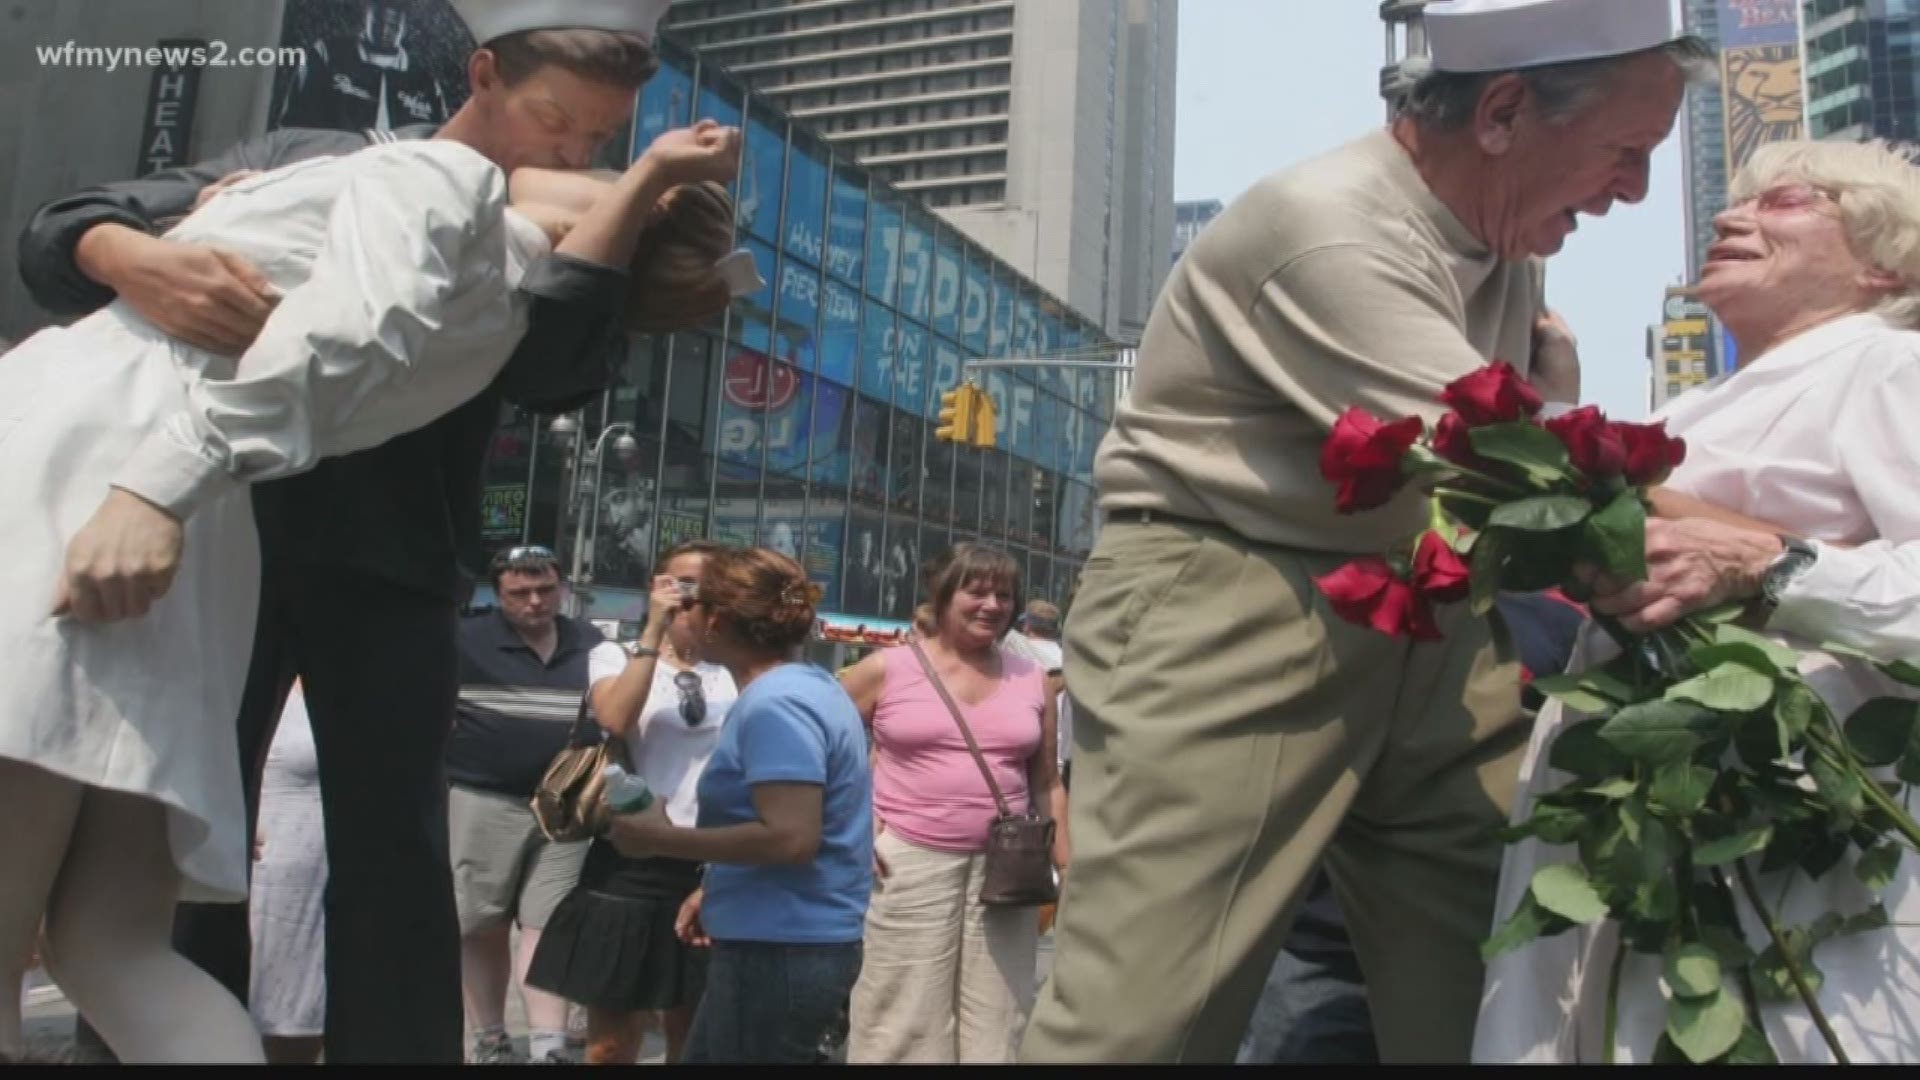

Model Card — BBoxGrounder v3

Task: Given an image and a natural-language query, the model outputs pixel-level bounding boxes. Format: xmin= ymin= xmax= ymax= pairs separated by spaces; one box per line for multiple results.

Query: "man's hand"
xmin=637 ymin=119 xmax=743 ymax=188
xmin=1529 ymin=308 xmax=1581 ymax=404
xmin=1588 ymin=518 xmax=1784 ymax=633
xmin=74 ymin=224 xmax=278 ymax=358
xmin=52 ymin=488 xmax=186 ymax=623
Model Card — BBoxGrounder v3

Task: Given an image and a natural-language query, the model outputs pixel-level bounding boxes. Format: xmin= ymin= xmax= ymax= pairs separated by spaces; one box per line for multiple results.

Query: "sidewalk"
xmin=20 ymin=932 xmax=1053 ymax=1063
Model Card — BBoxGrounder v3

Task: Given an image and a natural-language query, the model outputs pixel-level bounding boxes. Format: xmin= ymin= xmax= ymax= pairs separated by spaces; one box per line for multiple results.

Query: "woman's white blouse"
xmin=1658 ymin=312 xmax=1920 ymax=662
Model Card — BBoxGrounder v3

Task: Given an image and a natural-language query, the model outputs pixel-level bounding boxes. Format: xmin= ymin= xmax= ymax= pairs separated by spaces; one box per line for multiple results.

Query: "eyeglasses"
xmin=1748 ymin=183 xmax=1839 ymax=214
xmin=674 ymin=669 xmax=707 ymax=727
xmin=501 ymin=545 xmax=556 ymax=562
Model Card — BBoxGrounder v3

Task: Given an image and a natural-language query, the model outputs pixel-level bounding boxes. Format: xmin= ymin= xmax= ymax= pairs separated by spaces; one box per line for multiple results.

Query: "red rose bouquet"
xmin=1313 ymin=363 xmax=1920 ymax=1065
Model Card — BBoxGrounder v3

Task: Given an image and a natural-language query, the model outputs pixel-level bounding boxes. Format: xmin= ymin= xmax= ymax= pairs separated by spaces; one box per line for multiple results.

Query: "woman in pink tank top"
xmin=836 ymin=543 xmax=1069 ymax=1063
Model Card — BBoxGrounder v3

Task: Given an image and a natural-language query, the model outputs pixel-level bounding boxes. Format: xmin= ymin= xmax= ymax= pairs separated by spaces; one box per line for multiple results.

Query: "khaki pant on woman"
xmin=848 ymin=830 xmax=1039 ymax=1062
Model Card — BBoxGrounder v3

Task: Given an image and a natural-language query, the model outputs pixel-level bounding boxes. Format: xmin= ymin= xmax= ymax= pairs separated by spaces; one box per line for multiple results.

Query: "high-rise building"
xmin=662 ymin=0 xmax=1178 ymax=343
xmin=1804 ymin=0 xmax=1920 ymax=143
xmin=1680 ymin=0 xmax=1730 ymax=283
xmin=1170 ymin=198 xmax=1222 ymax=269
xmin=1648 ymin=287 xmax=1715 ymax=412
xmin=1379 ymin=0 xmax=1431 ymax=116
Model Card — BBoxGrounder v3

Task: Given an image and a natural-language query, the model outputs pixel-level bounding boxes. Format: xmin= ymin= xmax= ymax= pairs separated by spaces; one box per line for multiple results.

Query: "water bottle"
xmin=602 ymin=763 xmax=654 ymax=814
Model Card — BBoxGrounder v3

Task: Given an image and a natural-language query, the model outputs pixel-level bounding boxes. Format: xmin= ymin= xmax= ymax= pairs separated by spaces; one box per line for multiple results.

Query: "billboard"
xmin=1716 ymin=0 xmax=1804 ymax=183
xmin=269 ymin=1 xmax=470 ymax=133
xmin=1654 ymin=288 xmax=1715 ymax=409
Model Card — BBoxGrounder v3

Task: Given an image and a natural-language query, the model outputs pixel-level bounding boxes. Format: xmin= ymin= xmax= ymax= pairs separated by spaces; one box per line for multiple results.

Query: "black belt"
xmin=1104 ymin=508 xmax=1221 ymax=530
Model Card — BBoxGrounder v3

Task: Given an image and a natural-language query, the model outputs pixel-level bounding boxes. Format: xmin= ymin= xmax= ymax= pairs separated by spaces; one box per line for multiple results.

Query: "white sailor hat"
xmin=450 ymin=0 xmax=673 ymax=47
xmin=1424 ymin=0 xmax=1684 ymax=74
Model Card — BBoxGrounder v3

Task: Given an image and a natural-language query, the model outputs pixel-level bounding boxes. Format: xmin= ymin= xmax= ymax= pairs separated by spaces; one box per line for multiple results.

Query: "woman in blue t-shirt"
xmin=607 ymin=545 xmax=873 ymax=1064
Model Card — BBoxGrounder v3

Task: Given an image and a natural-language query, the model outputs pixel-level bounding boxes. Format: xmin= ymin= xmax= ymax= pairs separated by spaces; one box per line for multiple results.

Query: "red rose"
xmin=1544 ymin=405 xmax=1627 ymax=480
xmin=1314 ymin=557 xmax=1442 ymax=642
xmin=1431 ymin=411 xmax=1492 ymax=471
xmin=1319 ymin=407 xmax=1424 ymax=513
xmin=1617 ymin=421 xmax=1687 ymax=486
xmin=1440 ymin=361 xmax=1544 ymax=426
xmin=1412 ymin=530 xmax=1472 ymax=602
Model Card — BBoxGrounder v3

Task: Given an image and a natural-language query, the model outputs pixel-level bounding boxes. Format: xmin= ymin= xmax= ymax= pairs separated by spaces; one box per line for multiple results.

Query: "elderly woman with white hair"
xmin=1476 ymin=138 xmax=1920 ymax=1063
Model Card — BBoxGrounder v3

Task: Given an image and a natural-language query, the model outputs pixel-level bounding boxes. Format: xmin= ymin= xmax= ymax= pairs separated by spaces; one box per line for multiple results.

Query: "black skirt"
xmin=523 ymin=840 xmax=706 ymax=1012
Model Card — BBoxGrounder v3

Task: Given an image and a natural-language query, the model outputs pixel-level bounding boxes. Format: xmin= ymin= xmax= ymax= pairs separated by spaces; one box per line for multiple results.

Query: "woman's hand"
xmin=605 ymin=796 xmax=674 ymax=859
xmin=675 ymin=888 xmax=710 ymax=947
xmin=645 ymin=573 xmax=687 ymax=637
xmin=639 ymin=120 xmax=743 ymax=189
xmin=872 ymin=816 xmax=891 ymax=881
xmin=53 ymin=488 xmax=185 ymax=622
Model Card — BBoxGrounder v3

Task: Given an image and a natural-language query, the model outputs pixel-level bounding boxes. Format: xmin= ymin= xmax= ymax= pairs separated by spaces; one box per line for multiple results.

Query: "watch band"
xmin=631 ymin=643 xmax=661 ymax=659
xmin=1761 ymin=536 xmax=1818 ymax=608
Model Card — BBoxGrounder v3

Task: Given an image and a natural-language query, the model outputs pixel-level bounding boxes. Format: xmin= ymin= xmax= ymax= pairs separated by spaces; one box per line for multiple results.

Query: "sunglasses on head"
xmin=501 ymin=545 xmax=556 ymax=561
xmin=674 ymin=669 xmax=707 ymax=726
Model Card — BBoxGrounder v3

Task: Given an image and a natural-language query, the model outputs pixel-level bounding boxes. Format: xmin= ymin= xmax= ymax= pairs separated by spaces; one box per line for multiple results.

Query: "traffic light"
xmin=970 ymin=385 xmax=998 ymax=448
xmin=935 ymin=382 xmax=976 ymax=443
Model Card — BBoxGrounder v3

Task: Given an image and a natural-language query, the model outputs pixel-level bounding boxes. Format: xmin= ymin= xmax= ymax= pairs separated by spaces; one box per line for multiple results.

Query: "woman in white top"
xmin=1475 ymin=139 xmax=1920 ymax=1063
xmin=527 ymin=541 xmax=739 ymax=1065
xmin=0 ymin=124 xmax=742 ymax=1063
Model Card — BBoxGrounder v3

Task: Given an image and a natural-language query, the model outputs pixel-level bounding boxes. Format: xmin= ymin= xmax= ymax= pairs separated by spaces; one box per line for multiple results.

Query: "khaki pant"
xmin=848 ymin=830 xmax=1039 ymax=1063
xmin=1020 ymin=519 xmax=1528 ymax=1063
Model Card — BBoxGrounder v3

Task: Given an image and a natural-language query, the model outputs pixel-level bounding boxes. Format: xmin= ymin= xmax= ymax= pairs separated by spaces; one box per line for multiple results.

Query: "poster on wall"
xmin=269 ymin=0 xmax=471 ymax=133
xmin=479 ymin=483 xmax=527 ymax=541
xmin=1716 ymin=0 xmax=1803 ymax=182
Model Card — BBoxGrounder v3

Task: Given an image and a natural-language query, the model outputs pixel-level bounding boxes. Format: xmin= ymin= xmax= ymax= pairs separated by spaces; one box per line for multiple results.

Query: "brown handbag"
xmin=908 ymin=641 xmax=1058 ymax=907
xmin=530 ymin=694 xmax=626 ymax=843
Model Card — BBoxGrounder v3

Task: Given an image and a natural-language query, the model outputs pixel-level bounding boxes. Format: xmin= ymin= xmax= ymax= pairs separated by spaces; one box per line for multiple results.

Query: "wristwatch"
xmin=1760 ymin=536 xmax=1818 ymax=608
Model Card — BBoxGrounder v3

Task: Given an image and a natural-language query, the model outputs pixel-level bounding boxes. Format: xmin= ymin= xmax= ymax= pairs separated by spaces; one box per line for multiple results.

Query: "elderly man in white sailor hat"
xmin=16 ymin=0 xmax=745 ymax=1067
xmin=1022 ymin=0 xmax=1712 ymax=1064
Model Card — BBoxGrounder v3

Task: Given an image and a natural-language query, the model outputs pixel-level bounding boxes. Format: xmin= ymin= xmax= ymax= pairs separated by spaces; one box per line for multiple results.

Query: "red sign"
xmin=723 ymin=351 xmax=799 ymax=411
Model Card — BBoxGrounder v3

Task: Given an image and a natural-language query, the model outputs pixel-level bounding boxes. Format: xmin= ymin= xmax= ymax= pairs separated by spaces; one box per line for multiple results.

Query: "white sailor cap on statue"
xmin=1424 ymin=0 xmax=1683 ymax=74
xmin=450 ymin=0 xmax=673 ymax=46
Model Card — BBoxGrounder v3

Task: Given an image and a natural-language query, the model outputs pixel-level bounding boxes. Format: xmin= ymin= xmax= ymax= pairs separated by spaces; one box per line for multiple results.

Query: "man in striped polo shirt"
xmin=447 ymin=546 xmax=625 ymax=1064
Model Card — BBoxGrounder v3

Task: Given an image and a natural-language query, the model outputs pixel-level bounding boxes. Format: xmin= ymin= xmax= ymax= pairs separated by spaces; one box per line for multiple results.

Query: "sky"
xmin=1173 ymin=0 xmax=1690 ymax=421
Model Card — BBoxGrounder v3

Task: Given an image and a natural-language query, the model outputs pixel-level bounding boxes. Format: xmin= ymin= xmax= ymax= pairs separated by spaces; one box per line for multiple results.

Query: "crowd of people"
xmin=7 ymin=0 xmax=1920 ymax=1065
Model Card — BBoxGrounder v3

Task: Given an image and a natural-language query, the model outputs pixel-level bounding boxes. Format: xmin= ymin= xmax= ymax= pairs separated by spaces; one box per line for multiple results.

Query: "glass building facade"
xmin=1805 ymin=0 xmax=1920 ymax=144
xmin=475 ymin=34 xmax=1114 ymax=633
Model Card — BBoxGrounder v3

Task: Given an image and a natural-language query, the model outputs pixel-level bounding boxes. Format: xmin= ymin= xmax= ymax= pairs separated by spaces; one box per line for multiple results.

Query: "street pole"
xmin=559 ymin=420 xmax=637 ymax=618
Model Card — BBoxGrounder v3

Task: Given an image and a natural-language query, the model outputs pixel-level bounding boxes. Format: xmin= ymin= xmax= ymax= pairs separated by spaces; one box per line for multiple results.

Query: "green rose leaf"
xmin=1688 ymin=641 xmax=1783 ymax=680
xmin=1754 ymin=931 xmax=1826 ymax=1004
xmin=1469 ymin=527 xmax=1504 ymax=616
xmin=1530 ymin=863 xmax=1610 ymax=925
xmin=1470 ymin=421 xmax=1575 ymax=480
xmin=1808 ymin=755 xmax=1864 ymax=819
xmin=1666 ymin=663 xmax=1776 ymax=714
xmin=1900 ymin=740 xmax=1920 ymax=786
xmin=1489 ymin=495 xmax=1593 ymax=533
xmin=1583 ymin=492 xmax=1648 ymax=581
xmin=1843 ymin=903 xmax=1891 ymax=936
xmin=1877 ymin=658 xmax=1920 ymax=688
xmin=1693 ymin=825 xmax=1773 ymax=867
xmin=1527 ymin=802 xmax=1599 ymax=844
xmin=1725 ymin=1024 xmax=1781 ymax=1065
xmin=1483 ymin=891 xmax=1562 ymax=960
xmin=1585 ymin=777 xmax=1641 ymax=800
xmin=1666 ymin=988 xmax=1746 ymax=1063
xmin=1845 ymin=698 xmax=1920 ymax=767
xmin=1599 ymin=701 xmax=1722 ymax=764
xmin=1714 ymin=623 xmax=1802 ymax=671
xmin=1776 ymin=683 xmax=1817 ymax=743
xmin=1649 ymin=762 xmax=1715 ymax=817
xmin=1547 ymin=718 xmax=1632 ymax=780
xmin=1531 ymin=673 xmax=1620 ymax=715
xmin=1664 ymin=942 xmax=1723 ymax=1000
xmin=1855 ymin=843 xmax=1903 ymax=890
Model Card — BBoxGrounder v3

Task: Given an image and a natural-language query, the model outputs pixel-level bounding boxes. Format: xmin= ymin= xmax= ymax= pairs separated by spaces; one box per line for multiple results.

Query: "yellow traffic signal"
xmin=971 ymin=385 xmax=998 ymax=448
xmin=935 ymin=383 xmax=975 ymax=443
